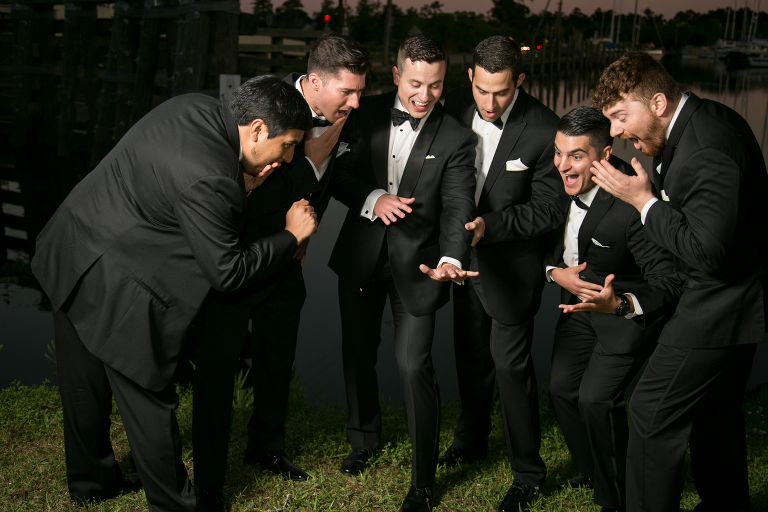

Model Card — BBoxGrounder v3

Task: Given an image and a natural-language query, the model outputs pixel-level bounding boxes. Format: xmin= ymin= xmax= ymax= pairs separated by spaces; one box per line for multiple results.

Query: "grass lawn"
xmin=1 ymin=379 xmax=767 ymax=511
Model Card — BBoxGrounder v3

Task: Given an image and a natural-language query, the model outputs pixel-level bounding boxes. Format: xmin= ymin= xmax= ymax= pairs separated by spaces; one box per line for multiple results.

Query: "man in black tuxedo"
xmin=31 ymin=76 xmax=317 ymax=511
xmin=438 ymin=36 xmax=566 ymax=512
xmin=545 ymin=107 xmax=681 ymax=512
xmin=191 ymin=34 xmax=370 ymax=508
xmin=328 ymin=35 xmax=477 ymax=512
xmin=590 ymin=52 xmax=768 ymax=512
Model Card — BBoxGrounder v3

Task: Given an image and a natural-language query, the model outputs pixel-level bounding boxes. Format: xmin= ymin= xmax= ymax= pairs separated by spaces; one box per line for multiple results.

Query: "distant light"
xmin=521 ymin=46 xmax=530 ymax=51
xmin=536 ymin=45 xmax=542 ymax=49
xmin=324 ymin=14 xmax=330 ymax=21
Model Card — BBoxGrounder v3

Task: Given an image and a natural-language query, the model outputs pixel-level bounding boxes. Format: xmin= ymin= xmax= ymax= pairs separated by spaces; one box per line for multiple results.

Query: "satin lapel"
xmin=480 ymin=90 xmax=527 ymax=202
xmin=397 ymin=102 xmax=444 ymax=199
xmin=371 ymin=93 xmax=396 ymax=191
xmin=659 ymin=92 xmax=700 ymax=191
xmin=652 ymin=154 xmax=663 ymax=193
xmin=577 ymin=188 xmax=613 ymax=263
xmin=552 ymin=223 xmax=566 ymax=265
xmin=461 ymin=96 xmax=475 ymax=126
xmin=315 ymin=140 xmax=340 ymax=196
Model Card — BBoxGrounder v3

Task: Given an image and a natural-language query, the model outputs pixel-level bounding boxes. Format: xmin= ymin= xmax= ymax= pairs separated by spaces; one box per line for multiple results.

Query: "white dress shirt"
xmin=545 ymin=184 xmax=643 ymax=318
xmin=470 ymin=88 xmax=518 ymax=204
xmin=359 ymin=96 xmax=461 ymax=270
xmin=640 ymin=93 xmax=689 ymax=224
xmin=295 ymin=75 xmax=333 ymax=182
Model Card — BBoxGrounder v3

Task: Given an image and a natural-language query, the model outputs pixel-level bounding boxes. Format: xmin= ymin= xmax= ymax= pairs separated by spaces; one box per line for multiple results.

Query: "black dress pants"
xmin=54 ymin=309 xmax=198 ymax=511
xmin=548 ymin=312 xmax=655 ymax=509
xmin=451 ymin=278 xmax=546 ymax=488
xmin=192 ymin=262 xmax=305 ymax=491
xmin=339 ymin=256 xmax=440 ymax=489
xmin=626 ymin=342 xmax=756 ymax=512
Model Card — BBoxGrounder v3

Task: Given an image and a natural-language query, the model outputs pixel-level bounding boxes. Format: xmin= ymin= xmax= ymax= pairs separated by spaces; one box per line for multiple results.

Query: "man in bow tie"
xmin=438 ymin=36 xmax=567 ymax=512
xmin=328 ymin=35 xmax=477 ymax=512
xmin=190 ymin=33 xmax=370 ymax=511
xmin=545 ymin=106 xmax=681 ymax=512
xmin=590 ymin=52 xmax=768 ymax=512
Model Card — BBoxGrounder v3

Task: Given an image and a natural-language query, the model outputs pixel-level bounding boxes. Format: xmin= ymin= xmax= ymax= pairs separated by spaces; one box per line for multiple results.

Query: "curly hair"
xmin=591 ymin=52 xmax=681 ymax=110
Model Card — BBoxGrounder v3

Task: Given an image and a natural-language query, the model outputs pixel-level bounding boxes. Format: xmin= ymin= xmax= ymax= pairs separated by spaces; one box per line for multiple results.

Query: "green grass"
xmin=1 ymin=380 xmax=767 ymax=511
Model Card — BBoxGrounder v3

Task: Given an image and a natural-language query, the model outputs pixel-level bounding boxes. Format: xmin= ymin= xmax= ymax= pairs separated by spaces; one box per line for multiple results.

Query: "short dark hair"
xmin=228 ymin=75 xmax=312 ymax=137
xmin=558 ymin=106 xmax=613 ymax=152
xmin=472 ymin=36 xmax=522 ymax=79
xmin=592 ymin=52 xmax=682 ymax=110
xmin=307 ymin=33 xmax=371 ymax=81
xmin=396 ymin=35 xmax=446 ymax=69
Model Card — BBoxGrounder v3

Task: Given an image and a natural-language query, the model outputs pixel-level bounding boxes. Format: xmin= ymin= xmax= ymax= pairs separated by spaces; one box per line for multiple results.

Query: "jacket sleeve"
xmin=480 ymin=134 xmax=568 ymax=245
xmin=175 ymin=175 xmax=297 ymax=293
xmin=439 ymin=129 xmax=478 ymax=267
xmin=247 ymin=155 xmax=318 ymax=219
xmin=644 ymin=148 xmax=739 ymax=276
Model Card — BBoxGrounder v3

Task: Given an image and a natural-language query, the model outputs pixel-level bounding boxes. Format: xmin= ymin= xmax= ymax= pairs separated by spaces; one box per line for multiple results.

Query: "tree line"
xmin=244 ymin=0 xmax=768 ymax=54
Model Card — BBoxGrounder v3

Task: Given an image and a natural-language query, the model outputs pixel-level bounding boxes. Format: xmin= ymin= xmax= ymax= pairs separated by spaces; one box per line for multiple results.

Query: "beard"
xmin=637 ymin=115 xmax=667 ymax=156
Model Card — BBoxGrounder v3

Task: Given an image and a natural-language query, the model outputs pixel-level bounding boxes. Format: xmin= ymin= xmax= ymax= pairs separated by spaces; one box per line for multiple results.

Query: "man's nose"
xmin=283 ymin=146 xmax=295 ymax=163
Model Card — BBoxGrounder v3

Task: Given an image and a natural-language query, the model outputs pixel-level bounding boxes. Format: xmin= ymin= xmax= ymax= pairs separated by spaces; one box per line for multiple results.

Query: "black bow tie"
xmin=571 ymin=195 xmax=590 ymax=210
xmin=312 ymin=117 xmax=331 ymax=128
xmin=390 ymin=108 xmax=420 ymax=131
xmin=476 ymin=109 xmax=504 ymax=129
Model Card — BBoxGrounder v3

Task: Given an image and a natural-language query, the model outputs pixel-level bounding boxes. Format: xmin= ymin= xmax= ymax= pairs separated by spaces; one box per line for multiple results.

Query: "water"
xmin=2 ymin=57 xmax=767 ymax=403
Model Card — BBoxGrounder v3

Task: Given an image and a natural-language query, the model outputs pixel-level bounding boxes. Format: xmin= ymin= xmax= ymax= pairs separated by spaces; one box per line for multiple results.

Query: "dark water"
xmin=2 ymin=57 xmax=767 ymax=404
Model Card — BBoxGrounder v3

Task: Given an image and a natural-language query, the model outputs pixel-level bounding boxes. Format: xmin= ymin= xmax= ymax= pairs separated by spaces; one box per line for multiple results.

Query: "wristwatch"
xmin=615 ymin=295 xmax=631 ymax=317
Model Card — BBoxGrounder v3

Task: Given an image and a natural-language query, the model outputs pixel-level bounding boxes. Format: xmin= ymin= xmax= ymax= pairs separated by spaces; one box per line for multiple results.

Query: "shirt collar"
xmin=577 ymin=181 xmax=600 ymax=207
xmin=665 ymin=93 xmax=688 ymax=141
xmin=393 ymin=94 xmax=432 ymax=130
xmin=295 ymin=74 xmax=321 ymax=120
xmin=474 ymin=88 xmax=518 ymax=129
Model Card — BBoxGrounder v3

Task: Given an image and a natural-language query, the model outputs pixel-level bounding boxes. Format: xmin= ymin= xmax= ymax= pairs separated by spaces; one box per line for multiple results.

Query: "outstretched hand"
xmin=590 ymin=158 xmax=655 ymax=212
xmin=305 ymin=116 xmax=346 ymax=169
xmin=465 ymin=216 xmax=485 ymax=246
xmin=419 ymin=262 xmax=479 ymax=283
xmin=559 ymin=274 xmax=623 ymax=314
xmin=374 ymin=195 xmax=415 ymax=225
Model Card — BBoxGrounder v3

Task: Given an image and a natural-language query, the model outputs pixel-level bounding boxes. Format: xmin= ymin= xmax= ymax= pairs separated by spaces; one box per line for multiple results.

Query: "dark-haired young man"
xmin=590 ymin=52 xmax=768 ymax=512
xmin=439 ymin=36 xmax=566 ymax=512
xmin=191 ymin=33 xmax=370 ymax=509
xmin=329 ymin=35 xmax=477 ymax=512
xmin=546 ymin=106 xmax=681 ymax=512
xmin=31 ymin=75 xmax=317 ymax=512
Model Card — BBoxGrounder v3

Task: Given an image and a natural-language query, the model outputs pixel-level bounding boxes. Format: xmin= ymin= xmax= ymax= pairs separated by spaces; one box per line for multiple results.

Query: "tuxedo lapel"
xmin=577 ymin=188 xmax=613 ymax=263
xmin=480 ymin=90 xmax=527 ymax=202
xmin=459 ymin=96 xmax=476 ymax=127
xmin=397 ymin=102 xmax=444 ymax=199
xmin=659 ymin=93 xmax=700 ymax=190
xmin=552 ymin=223 xmax=566 ymax=266
xmin=370 ymin=94 xmax=395 ymax=191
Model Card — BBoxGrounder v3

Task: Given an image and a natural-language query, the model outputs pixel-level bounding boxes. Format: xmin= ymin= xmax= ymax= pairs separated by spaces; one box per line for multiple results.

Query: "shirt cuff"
xmin=545 ymin=265 xmax=559 ymax=282
xmin=640 ymin=198 xmax=659 ymax=225
xmin=304 ymin=155 xmax=321 ymax=182
xmin=439 ymin=256 xmax=464 ymax=285
xmin=624 ymin=292 xmax=643 ymax=319
xmin=360 ymin=189 xmax=387 ymax=221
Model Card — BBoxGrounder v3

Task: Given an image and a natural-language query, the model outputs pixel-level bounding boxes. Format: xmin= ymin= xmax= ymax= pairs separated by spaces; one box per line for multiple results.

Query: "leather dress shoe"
xmin=400 ymin=485 xmax=433 ymax=512
xmin=556 ymin=474 xmax=594 ymax=490
xmin=199 ymin=488 xmax=226 ymax=512
xmin=498 ymin=482 xmax=537 ymax=512
xmin=437 ymin=444 xmax=486 ymax=467
xmin=339 ymin=449 xmax=375 ymax=476
xmin=72 ymin=473 xmax=143 ymax=506
xmin=243 ymin=450 xmax=309 ymax=481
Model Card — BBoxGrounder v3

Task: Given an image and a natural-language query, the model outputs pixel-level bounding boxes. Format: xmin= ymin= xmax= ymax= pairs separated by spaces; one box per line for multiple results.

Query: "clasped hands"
xmin=551 ymin=263 xmax=624 ymax=314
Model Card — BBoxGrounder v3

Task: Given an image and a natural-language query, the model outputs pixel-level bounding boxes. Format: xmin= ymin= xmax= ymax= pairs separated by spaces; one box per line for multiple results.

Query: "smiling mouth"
xmin=563 ymin=173 xmax=579 ymax=186
xmin=412 ymin=100 xmax=430 ymax=109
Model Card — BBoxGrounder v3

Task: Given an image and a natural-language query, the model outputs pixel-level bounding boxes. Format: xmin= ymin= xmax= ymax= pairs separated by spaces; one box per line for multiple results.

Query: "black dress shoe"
xmin=243 ymin=450 xmax=309 ymax=481
xmin=199 ymin=488 xmax=226 ymax=512
xmin=437 ymin=444 xmax=486 ymax=467
xmin=339 ymin=449 xmax=375 ymax=476
xmin=400 ymin=485 xmax=433 ymax=512
xmin=556 ymin=474 xmax=594 ymax=490
xmin=498 ymin=482 xmax=537 ymax=512
xmin=71 ymin=473 xmax=143 ymax=506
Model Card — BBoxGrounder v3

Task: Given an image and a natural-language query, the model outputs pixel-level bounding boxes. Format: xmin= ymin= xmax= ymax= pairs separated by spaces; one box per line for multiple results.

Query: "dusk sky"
xmin=239 ymin=0 xmax=751 ymax=22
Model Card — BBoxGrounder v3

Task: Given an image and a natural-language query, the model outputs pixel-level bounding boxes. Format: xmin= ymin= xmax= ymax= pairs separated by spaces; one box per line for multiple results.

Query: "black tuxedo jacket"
xmin=444 ymin=86 xmax=567 ymax=324
xmin=546 ymin=156 xmax=682 ymax=353
xmin=645 ymin=93 xmax=768 ymax=348
xmin=328 ymin=92 xmax=477 ymax=317
xmin=31 ymin=94 xmax=297 ymax=390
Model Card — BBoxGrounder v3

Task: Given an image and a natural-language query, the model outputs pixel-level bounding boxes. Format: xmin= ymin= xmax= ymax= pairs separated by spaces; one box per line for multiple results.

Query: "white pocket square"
xmin=591 ymin=238 xmax=610 ymax=248
xmin=425 ymin=155 xmax=436 ymax=159
xmin=661 ymin=190 xmax=670 ymax=201
xmin=506 ymin=158 xmax=528 ymax=171
xmin=336 ymin=142 xmax=349 ymax=158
